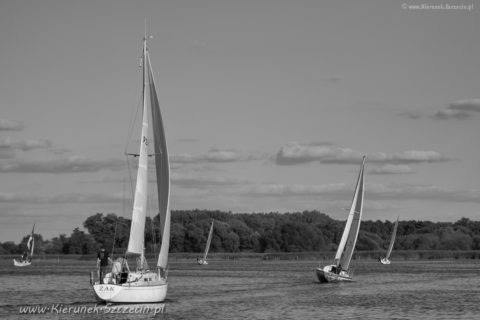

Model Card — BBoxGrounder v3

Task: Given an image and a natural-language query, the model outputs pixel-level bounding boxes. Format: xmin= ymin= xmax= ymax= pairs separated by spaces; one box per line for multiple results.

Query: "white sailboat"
xmin=14 ymin=224 xmax=35 ymax=267
xmin=379 ymin=217 xmax=399 ymax=265
xmin=197 ymin=220 xmax=214 ymax=265
xmin=92 ymin=33 xmax=171 ymax=303
xmin=316 ymin=156 xmax=365 ymax=283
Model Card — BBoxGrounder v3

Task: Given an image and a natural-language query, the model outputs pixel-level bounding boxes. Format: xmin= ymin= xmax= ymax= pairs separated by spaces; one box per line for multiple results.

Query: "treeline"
xmin=1 ymin=210 xmax=480 ymax=255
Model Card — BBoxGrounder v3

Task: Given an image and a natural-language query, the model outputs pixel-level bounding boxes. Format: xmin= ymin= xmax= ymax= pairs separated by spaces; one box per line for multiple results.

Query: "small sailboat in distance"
xmin=379 ymin=217 xmax=399 ymax=265
xmin=197 ymin=220 xmax=214 ymax=265
xmin=14 ymin=224 xmax=35 ymax=267
xmin=316 ymin=156 xmax=365 ymax=283
xmin=91 ymin=31 xmax=171 ymax=303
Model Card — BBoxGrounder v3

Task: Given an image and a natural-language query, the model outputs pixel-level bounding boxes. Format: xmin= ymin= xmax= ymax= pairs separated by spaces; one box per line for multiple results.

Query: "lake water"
xmin=0 ymin=257 xmax=479 ymax=319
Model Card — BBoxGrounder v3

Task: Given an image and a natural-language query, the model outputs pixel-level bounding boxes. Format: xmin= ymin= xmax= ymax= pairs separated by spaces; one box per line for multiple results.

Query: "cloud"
xmin=0 ymin=119 xmax=25 ymax=131
xmin=370 ymin=164 xmax=415 ymax=174
xmin=433 ymin=109 xmax=470 ymax=119
xmin=376 ymin=150 xmax=451 ymax=164
xmin=242 ymin=182 xmax=480 ymax=203
xmin=276 ymin=142 xmax=362 ymax=165
xmin=14 ymin=139 xmax=52 ymax=151
xmin=275 ymin=142 xmax=451 ymax=166
xmin=244 ymin=183 xmax=348 ymax=197
xmin=0 ymin=191 xmax=123 ymax=204
xmin=0 ymin=138 xmax=15 ymax=159
xmin=0 ymin=156 xmax=124 ymax=173
xmin=368 ymin=183 xmax=480 ymax=203
xmin=171 ymin=173 xmax=248 ymax=188
xmin=171 ymin=148 xmax=247 ymax=164
xmin=449 ymin=99 xmax=480 ymax=112
xmin=433 ymin=99 xmax=480 ymax=119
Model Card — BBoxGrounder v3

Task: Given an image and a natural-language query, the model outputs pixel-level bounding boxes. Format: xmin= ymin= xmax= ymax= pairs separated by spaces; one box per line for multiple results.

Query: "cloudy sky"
xmin=1 ymin=0 xmax=479 ymax=242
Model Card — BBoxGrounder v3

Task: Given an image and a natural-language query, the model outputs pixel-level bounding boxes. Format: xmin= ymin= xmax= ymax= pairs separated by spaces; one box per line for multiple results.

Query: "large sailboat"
xmin=197 ymin=220 xmax=214 ymax=265
xmin=13 ymin=224 xmax=35 ymax=267
xmin=379 ymin=217 xmax=399 ymax=265
xmin=316 ymin=156 xmax=365 ymax=283
xmin=92 ymin=33 xmax=171 ymax=303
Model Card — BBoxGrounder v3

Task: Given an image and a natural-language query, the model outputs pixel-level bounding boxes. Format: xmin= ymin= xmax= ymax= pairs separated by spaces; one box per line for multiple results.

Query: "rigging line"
xmin=111 ymin=217 xmax=119 ymax=258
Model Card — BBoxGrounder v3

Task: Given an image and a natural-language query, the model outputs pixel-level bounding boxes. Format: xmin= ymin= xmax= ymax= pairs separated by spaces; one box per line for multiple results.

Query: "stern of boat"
xmin=316 ymin=265 xmax=353 ymax=283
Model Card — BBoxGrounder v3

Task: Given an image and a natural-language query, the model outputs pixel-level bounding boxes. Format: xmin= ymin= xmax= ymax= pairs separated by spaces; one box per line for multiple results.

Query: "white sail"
xmin=385 ymin=217 xmax=399 ymax=260
xmin=144 ymin=50 xmax=171 ymax=271
xmin=27 ymin=224 xmax=35 ymax=258
xmin=203 ymin=220 xmax=214 ymax=261
xmin=334 ymin=156 xmax=365 ymax=270
xmin=126 ymin=40 xmax=151 ymax=256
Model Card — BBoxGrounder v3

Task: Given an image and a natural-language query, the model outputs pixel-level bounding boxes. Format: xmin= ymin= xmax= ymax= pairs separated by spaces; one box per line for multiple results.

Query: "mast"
xmin=203 ymin=220 xmax=214 ymax=261
xmin=334 ymin=156 xmax=365 ymax=270
xmin=386 ymin=217 xmax=399 ymax=259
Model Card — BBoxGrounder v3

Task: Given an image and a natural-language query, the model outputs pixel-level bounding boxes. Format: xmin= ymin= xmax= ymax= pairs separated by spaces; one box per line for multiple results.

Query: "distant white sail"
xmin=13 ymin=224 xmax=35 ymax=267
xmin=203 ymin=220 xmax=214 ymax=261
xmin=385 ymin=217 xmax=399 ymax=260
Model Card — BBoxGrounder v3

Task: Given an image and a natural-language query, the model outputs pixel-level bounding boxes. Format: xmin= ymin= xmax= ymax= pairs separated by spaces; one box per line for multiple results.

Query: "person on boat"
xmin=112 ymin=257 xmax=130 ymax=284
xmin=21 ymin=252 xmax=28 ymax=262
xmin=96 ymin=248 xmax=113 ymax=284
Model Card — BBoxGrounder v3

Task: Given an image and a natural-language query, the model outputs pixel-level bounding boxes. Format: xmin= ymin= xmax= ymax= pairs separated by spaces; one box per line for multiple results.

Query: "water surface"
xmin=0 ymin=258 xmax=478 ymax=319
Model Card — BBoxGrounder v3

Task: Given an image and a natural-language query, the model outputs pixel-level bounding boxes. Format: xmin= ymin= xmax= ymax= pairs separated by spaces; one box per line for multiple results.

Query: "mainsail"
xmin=203 ymin=220 xmax=214 ymax=261
xmin=26 ymin=224 xmax=35 ymax=260
xmin=334 ymin=156 xmax=365 ymax=270
xmin=126 ymin=59 xmax=150 ymax=255
xmin=386 ymin=217 xmax=399 ymax=260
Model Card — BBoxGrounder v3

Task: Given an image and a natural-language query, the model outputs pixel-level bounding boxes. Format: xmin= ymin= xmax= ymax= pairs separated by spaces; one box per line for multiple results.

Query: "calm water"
xmin=0 ymin=257 xmax=479 ymax=319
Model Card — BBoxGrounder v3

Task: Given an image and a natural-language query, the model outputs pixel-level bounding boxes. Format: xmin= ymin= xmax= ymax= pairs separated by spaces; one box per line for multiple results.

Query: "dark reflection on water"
xmin=0 ymin=258 xmax=479 ymax=319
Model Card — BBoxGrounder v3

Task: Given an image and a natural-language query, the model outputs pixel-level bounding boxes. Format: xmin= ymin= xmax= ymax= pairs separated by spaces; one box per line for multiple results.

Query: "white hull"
xmin=13 ymin=259 xmax=31 ymax=267
xmin=92 ymin=271 xmax=167 ymax=303
xmin=197 ymin=259 xmax=208 ymax=265
xmin=380 ymin=258 xmax=391 ymax=265
xmin=316 ymin=265 xmax=353 ymax=283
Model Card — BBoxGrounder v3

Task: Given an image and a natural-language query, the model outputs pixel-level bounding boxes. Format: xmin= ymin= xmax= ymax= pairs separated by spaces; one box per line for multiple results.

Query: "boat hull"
xmin=316 ymin=265 xmax=353 ymax=283
xmin=197 ymin=259 xmax=208 ymax=265
xmin=92 ymin=271 xmax=167 ymax=303
xmin=13 ymin=259 xmax=31 ymax=267
xmin=93 ymin=282 xmax=167 ymax=303
xmin=380 ymin=258 xmax=391 ymax=265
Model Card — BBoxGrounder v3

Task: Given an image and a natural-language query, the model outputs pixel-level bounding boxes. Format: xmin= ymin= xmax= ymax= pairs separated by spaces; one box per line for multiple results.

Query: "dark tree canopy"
xmin=2 ymin=211 xmax=480 ymax=255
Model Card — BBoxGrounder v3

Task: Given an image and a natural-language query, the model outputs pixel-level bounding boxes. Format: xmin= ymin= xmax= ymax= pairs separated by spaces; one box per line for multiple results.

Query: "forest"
xmin=1 ymin=210 xmax=479 ymax=255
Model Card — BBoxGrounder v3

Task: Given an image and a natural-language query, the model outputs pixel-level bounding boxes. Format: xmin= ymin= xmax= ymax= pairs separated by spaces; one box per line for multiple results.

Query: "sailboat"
xmin=316 ymin=156 xmax=365 ymax=283
xmin=92 ymin=33 xmax=171 ymax=303
xmin=13 ymin=224 xmax=35 ymax=267
xmin=197 ymin=220 xmax=214 ymax=265
xmin=379 ymin=217 xmax=399 ymax=265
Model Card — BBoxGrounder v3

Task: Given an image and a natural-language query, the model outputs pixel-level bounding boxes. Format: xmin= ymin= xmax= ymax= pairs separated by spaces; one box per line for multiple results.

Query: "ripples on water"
xmin=0 ymin=258 xmax=479 ymax=319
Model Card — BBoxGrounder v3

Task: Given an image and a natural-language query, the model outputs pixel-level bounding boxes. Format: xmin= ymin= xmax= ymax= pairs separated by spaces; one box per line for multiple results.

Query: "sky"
xmin=0 ymin=0 xmax=479 ymax=242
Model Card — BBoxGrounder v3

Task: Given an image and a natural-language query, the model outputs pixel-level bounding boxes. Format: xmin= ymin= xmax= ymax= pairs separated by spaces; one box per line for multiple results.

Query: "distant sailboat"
xmin=92 ymin=32 xmax=171 ymax=303
xmin=197 ymin=220 xmax=214 ymax=265
xmin=316 ymin=156 xmax=365 ymax=283
xmin=14 ymin=224 xmax=35 ymax=267
xmin=379 ymin=217 xmax=399 ymax=265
